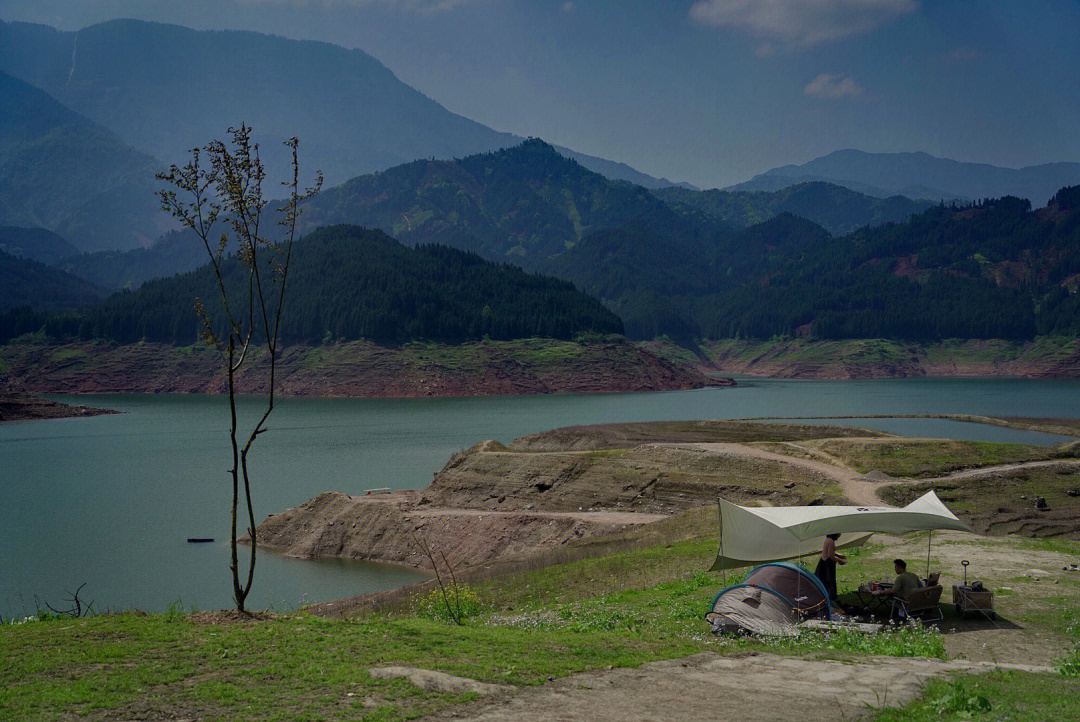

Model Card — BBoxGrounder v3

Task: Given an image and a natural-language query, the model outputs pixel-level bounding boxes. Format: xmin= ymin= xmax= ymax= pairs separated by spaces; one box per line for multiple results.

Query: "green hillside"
xmin=0 ymin=250 xmax=106 ymax=312
xmin=59 ymin=230 xmax=208 ymax=290
xmin=557 ymin=188 xmax=1080 ymax=341
xmin=8 ymin=226 xmax=623 ymax=345
xmin=298 ymin=139 xmax=680 ymax=269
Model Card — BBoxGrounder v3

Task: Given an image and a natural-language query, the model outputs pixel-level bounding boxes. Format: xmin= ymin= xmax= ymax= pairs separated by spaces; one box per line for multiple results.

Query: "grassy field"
xmin=872 ymin=671 xmax=1080 ymax=721
xmin=789 ymin=438 xmax=1068 ymax=478
xmin=4 ymin=516 xmax=1078 ymax=721
xmin=880 ymin=466 xmax=1080 ymax=537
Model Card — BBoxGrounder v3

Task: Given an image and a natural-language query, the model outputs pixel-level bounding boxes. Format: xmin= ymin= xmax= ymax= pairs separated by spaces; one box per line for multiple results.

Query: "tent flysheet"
xmin=710 ymin=490 xmax=971 ymax=571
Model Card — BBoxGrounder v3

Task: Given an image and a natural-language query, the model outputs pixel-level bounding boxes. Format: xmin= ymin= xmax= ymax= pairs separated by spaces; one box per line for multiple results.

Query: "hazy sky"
xmin=3 ymin=0 xmax=1078 ymax=188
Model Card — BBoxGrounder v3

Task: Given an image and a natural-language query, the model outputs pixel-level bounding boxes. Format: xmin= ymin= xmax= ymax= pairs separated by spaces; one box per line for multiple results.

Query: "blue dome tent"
xmin=706 ymin=562 xmax=832 ymax=636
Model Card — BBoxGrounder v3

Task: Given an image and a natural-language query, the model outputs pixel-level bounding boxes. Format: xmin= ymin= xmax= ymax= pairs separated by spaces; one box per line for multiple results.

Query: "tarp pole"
xmin=718 ymin=499 xmax=726 ymax=586
xmin=925 ymin=530 xmax=933 ymax=580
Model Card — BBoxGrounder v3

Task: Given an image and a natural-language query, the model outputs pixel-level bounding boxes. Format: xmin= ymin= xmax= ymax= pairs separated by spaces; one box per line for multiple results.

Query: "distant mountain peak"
xmin=734 ymin=149 xmax=1080 ymax=205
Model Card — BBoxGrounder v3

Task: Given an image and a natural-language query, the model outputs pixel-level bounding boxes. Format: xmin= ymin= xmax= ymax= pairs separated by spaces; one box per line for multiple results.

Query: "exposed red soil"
xmin=252 ymin=490 xmax=665 ymax=572
xmin=0 ymin=340 xmax=726 ymax=398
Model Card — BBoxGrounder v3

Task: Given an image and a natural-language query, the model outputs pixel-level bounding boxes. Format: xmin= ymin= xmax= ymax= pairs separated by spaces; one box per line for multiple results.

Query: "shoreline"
xmin=0 ymin=393 xmax=121 ymax=422
xmin=0 ymin=337 xmax=730 ymax=399
xmin=648 ymin=336 xmax=1080 ymax=380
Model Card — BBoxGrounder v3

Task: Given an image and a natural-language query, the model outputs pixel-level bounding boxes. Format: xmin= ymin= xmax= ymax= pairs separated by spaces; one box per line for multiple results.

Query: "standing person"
xmin=815 ymin=533 xmax=846 ymax=601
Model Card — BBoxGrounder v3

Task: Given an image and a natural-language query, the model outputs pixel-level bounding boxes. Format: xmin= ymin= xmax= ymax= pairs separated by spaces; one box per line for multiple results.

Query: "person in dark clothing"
xmin=814 ymin=533 xmax=846 ymax=601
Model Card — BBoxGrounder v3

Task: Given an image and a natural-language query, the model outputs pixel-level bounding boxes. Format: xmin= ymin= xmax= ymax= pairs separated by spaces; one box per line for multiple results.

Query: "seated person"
xmin=872 ymin=559 xmax=922 ymax=618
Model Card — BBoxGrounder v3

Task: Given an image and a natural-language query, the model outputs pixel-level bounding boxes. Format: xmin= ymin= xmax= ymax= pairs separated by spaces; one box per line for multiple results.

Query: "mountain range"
xmin=6 ymin=140 xmax=951 ymax=294
xmin=734 ymin=149 xmax=1080 ymax=205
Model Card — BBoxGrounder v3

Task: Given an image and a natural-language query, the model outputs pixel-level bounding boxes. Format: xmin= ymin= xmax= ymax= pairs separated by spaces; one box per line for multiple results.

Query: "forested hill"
xmin=296 ymin=139 xmax=679 ymax=270
xmin=5 ymin=226 xmax=623 ymax=345
xmin=0 ymin=250 xmax=106 ymax=312
xmin=553 ymin=187 xmax=1080 ymax=342
xmin=735 ymin=149 xmax=1080 ymax=205
xmin=0 ymin=226 xmax=79 ymax=265
xmin=296 ymin=139 xmax=925 ymax=272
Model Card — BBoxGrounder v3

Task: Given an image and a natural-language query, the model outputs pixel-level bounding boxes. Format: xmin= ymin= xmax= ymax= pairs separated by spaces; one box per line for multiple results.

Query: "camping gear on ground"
xmin=706 ymin=562 xmax=832 ymax=636
xmin=953 ymin=585 xmax=995 ymax=618
xmin=854 ymin=581 xmax=893 ymax=614
xmin=709 ymin=491 xmax=972 ymax=571
xmin=800 ymin=618 xmax=882 ymax=634
xmin=954 ymin=559 xmax=996 ymax=618
xmin=706 ymin=491 xmax=971 ymax=634
xmin=892 ymin=584 xmax=944 ymax=622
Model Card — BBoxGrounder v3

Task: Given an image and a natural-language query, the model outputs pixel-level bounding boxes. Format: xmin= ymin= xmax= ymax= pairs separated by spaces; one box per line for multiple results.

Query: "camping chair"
xmin=891 ymin=584 xmax=944 ymax=623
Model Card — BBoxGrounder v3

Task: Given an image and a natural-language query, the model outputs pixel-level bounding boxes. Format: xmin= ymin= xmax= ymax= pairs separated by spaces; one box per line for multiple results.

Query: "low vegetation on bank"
xmin=0 ymin=336 xmax=715 ymax=398
xmin=880 ymin=466 xmax=1080 ymax=537
xmin=768 ymin=437 xmax=1073 ymax=478
xmin=639 ymin=335 xmax=1080 ymax=379
xmin=0 ymin=393 xmax=118 ymax=422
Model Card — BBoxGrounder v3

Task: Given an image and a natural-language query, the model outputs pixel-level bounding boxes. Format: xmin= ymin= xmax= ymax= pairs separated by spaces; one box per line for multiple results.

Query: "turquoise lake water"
xmin=2 ymin=376 xmax=1077 ymax=618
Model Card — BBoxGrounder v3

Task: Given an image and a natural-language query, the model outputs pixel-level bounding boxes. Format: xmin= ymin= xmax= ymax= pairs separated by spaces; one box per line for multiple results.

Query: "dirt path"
xmin=413 ymin=509 xmax=667 ymax=525
xmin=423 ymin=652 xmax=1047 ymax=722
xmin=920 ymin=458 xmax=1080 ymax=484
xmin=688 ymin=442 xmax=880 ymax=505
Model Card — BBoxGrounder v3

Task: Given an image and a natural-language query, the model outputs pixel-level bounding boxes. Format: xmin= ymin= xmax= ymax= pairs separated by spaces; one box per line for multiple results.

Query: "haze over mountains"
xmin=734 ymin=150 xmax=1080 ymax=206
xmin=0 ymin=19 xmax=686 ymax=193
xmin=0 ymin=72 xmax=166 ymax=251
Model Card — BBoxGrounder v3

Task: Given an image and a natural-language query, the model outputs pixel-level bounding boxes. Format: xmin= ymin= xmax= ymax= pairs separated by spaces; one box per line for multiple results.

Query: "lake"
xmin=3 ymin=376 xmax=1077 ymax=619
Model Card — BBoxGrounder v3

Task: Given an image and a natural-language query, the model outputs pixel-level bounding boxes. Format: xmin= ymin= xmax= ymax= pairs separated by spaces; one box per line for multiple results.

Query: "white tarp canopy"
xmin=710 ymin=490 xmax=972 ymax=571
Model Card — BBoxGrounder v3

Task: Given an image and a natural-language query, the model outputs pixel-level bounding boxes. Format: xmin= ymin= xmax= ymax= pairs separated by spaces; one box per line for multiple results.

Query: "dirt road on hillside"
xmin=422 ymin=652 xmax=1050 ymax=722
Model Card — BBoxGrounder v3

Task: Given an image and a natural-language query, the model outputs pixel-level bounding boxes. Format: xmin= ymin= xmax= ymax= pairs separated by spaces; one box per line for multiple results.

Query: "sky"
xmin=2 ymin=0 xmax=1079 ymax=189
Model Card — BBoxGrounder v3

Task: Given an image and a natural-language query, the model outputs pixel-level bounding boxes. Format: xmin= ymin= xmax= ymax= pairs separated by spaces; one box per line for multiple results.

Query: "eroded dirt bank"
xmin=255 ymin=418 xmax=1080 ymax=580
xmin=0 ymin=338 xmax=727 ymax=398
xmin=253 ymin=422 xmax=882 ymax=572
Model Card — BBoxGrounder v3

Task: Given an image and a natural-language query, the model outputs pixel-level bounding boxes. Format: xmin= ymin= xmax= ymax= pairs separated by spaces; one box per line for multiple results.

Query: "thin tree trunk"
xmin=227 ymin=337 xmax=244 ymax=612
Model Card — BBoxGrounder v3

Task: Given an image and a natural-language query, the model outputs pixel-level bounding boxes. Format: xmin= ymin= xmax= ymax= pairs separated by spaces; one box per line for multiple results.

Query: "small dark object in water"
xmin=1034 ymin=497 xmax=1049 ymax=510
xmin=187 ymin=538 xmax=215 ymax=543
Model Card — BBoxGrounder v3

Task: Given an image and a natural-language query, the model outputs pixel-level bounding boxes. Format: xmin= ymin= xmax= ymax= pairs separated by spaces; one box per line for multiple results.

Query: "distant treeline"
xmin=1 ymin=226 xmax=623 ymax=345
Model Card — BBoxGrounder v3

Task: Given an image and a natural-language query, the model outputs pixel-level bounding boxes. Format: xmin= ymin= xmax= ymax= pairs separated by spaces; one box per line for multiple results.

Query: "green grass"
xmin=872 ymin=671 xmax=1080 ymax=721
xmin=810 ymin=438 xmax=1056 ymax=478
xmin=0 ymin=530 xmax=949 ymax=721
xmin=4 ymin=524 xmax=1079 ymax=720
xmin=879 ymin=467 xmax=1080 ymax=537
xmin=47 ymin=348 xmax=88 ymax=363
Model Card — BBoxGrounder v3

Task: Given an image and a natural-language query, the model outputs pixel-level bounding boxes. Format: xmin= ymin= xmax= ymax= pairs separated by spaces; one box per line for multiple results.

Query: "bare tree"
xmin=410 ymin=527 xmax=466 ymax=625
xmin=157 ymin=125 xmax=321 ymax=612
